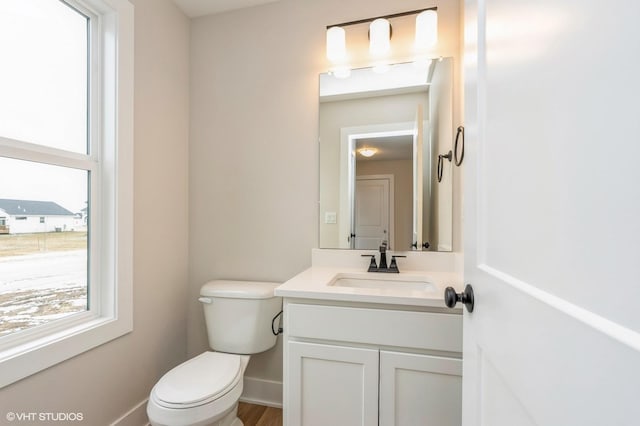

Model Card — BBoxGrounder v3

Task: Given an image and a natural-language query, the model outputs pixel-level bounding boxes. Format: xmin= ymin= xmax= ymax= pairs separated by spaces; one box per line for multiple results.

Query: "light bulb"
xmin=369 ymin=18 xmax=391 ymax=56
xmin=326 ymin=26 xmax=346 ymax=62
xmin=415 ymin=10 xmax=437 ymax=49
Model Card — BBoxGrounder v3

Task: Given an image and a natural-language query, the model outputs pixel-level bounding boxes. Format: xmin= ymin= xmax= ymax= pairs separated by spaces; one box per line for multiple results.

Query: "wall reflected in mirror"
xmin=319 ymin=58 xmax=453 ymax=251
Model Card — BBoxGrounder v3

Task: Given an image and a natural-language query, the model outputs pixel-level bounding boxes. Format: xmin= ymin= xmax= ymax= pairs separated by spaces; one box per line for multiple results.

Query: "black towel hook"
xmin=271 ymin=310 xmax=283 ymax=336
xmin=437 ymin=150 xmax=452 ymax=183
xmin=454 ymin=126 xmax=465 ymax=166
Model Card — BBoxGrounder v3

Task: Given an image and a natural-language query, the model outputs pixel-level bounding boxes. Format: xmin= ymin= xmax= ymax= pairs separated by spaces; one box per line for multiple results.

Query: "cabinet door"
xmin=379 ymin=351 xmax=462 ymax=426
xmin=287 ymin=341 xmax=378 ymax=426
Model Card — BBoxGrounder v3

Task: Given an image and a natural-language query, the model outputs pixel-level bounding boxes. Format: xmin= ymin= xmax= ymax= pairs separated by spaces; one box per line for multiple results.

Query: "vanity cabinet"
xmin=282 ymin=300 xmax=462 ymax=426
xmin=379 ymin=350 xmax=462 ymax=426
xmin=288 ymin=341 xmax=379 ymax=425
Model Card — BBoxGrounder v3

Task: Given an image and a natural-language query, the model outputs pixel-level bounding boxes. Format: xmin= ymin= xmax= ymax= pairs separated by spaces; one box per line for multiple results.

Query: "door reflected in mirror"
xmin=319 ymin=58 xmax=453 ymax=251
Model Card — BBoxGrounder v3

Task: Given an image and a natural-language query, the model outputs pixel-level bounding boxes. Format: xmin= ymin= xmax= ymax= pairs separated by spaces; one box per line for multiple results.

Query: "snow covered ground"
xmin=0 ymin=250 xmax=87 ymax=336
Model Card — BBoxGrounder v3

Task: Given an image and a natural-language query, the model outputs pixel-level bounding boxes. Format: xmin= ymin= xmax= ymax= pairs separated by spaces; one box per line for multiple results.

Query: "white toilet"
xmin=147 ymin=280 xmax=282 ymax=426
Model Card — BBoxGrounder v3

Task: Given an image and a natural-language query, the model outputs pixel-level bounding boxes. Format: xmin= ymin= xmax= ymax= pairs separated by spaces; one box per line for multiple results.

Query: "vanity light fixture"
xmin=326 ymin=7 xmax=437 ymax=75
xmin=358 ymin=147 xmax=378 ymax=157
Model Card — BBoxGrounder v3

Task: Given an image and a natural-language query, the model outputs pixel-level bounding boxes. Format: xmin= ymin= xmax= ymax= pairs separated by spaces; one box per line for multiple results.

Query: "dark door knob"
xmin=444 ymin=284 xmax=474 ymax=313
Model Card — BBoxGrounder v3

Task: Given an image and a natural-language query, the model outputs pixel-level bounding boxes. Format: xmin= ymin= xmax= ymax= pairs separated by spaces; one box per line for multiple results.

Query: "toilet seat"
xmin=151 ymin=352 xmax=243 ymax=409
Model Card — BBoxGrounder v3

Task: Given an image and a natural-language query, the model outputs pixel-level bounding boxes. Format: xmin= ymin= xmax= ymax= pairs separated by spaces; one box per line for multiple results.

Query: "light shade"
xmin=415 ymin=10 xmax=437 ymax=49
xmin=326 ymin=26 xmax=346 ymax=62
xmin=358 ymin=148 xmax=378 ymax=157
xmin=369 ymin=18 xmax=391 ymax=56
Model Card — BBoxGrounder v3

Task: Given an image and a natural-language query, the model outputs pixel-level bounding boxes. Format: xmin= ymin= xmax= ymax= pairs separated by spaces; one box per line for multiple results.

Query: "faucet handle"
xmin=388 ymin=255 xmax=406 ymax=273
xmin=361 ymin=254 xmax=378 ymax=272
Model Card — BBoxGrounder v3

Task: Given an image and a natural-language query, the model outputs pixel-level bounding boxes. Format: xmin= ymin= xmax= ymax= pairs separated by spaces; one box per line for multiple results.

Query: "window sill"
xmin=0 ymin=312 xmax=132 ymax=388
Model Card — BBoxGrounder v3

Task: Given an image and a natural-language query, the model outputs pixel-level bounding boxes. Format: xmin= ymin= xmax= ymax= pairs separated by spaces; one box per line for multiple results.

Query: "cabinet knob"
xmin=444 ymin=285 xmax=474 ymax=313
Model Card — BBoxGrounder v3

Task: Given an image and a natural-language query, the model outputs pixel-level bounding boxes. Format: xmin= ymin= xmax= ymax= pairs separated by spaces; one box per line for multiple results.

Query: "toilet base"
xmin=208 ymin=403 xmax=242 ymax=426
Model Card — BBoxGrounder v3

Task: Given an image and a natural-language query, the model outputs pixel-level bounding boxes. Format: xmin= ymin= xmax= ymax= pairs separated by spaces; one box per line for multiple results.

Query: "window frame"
xmin=0 ymin=0 xmax=133 ymax=388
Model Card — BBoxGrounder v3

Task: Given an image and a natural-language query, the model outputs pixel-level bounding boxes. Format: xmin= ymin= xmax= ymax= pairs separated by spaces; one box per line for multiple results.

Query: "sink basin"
xmin=329 ymin=273 xmax=434 ymax=292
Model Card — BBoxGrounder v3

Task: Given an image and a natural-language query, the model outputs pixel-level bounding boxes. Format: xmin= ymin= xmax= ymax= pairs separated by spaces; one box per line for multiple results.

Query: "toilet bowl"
xmin=147 ymin=352 xmax=250 ymax=426
xmin=147 ymin=280 xmax=282 ymax=426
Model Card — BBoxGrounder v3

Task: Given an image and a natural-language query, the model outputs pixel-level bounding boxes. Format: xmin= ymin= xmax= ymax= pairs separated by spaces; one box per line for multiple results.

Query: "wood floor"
xmin=237 ymin=402 xmax=282 ymax=426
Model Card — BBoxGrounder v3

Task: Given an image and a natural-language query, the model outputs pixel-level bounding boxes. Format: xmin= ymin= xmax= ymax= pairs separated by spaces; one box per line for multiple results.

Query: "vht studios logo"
xmin=6 ymin=412 xmax=84 ymax=422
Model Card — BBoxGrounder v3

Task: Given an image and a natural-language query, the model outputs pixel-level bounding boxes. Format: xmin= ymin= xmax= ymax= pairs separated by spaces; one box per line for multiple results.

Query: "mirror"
xmin=319 ymin=58 xmax=453 ymax=251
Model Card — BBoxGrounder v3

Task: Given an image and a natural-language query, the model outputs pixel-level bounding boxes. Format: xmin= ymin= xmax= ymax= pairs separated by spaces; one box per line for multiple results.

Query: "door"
xmin=463 ymin=1 xmax=640 ymax=425
xmin=354 ymin=176 xmax=391 ymax=249
xmin=287 ymin=341 xmax=378 ymax=426
xmin=379 ymin=351 xmax=461 ymax=426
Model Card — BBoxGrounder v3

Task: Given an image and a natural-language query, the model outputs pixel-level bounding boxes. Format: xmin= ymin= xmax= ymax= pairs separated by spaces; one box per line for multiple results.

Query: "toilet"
xmin=147 ymin=280 xmax=282 ymax=426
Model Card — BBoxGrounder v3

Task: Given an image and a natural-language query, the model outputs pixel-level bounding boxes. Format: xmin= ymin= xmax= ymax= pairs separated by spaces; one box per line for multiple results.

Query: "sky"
xmin=0 ymin=0 xmax=89 ymax=213
xmin=0 ymin=157 xmax=87 ymax=213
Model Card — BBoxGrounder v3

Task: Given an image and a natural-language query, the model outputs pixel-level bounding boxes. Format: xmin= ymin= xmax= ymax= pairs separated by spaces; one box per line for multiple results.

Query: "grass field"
xmin=0 ymin=231 xmax=87 ymax=257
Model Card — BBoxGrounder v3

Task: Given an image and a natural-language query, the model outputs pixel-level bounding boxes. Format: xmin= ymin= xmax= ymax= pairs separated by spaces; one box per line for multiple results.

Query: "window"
xmin=0 ymin=0 xmax=133 ymax=387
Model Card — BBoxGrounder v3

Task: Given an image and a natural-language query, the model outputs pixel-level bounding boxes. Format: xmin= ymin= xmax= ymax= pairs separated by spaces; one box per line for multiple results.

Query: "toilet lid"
xmin=153 ymin=352 xmax=241 ymax=407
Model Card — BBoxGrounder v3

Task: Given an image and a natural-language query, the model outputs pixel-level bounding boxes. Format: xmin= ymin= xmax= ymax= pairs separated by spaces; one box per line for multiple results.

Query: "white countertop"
xmin=274 ymin=266 xmax=463 ymax=309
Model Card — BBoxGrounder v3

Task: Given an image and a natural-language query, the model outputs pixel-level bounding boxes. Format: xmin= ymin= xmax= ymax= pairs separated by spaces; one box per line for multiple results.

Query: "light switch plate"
xmin=324 ymin=212 xmax=337 ymax=224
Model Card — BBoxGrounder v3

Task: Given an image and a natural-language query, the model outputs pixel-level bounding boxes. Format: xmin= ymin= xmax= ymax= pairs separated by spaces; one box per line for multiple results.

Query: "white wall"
xmin=189 ymin=0 xmax=461 ymax=390
xmin=0 ymin=1 xmax=190 ymax=424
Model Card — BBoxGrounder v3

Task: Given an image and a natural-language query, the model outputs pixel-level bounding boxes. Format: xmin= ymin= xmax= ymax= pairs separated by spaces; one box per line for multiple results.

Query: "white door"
xmin=463 ymin=0 xmax=640 ymax=425
xmin=379 ymin=351 xmax=461 ymax=426
xmin=355 ymin=177 xmax=391 ymax=249
xmin=287 ymin=341 xmax=378 ymax=426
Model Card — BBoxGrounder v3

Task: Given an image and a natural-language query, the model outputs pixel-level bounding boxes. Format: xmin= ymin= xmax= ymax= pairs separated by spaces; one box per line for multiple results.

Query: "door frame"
xmin=338 ymin=122 xmax=415 ymax=249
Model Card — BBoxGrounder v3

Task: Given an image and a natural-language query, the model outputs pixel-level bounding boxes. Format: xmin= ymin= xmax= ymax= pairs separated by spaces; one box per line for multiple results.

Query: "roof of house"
xmin=0 ymin=199 xmax=74 ymax=216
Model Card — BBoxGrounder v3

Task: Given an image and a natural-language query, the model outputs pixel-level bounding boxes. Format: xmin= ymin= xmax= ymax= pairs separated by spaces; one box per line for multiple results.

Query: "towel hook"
xmin=271 ymin=310 xmax=283 ymax=336
xmin=454 ymin=126 xmax=465 ymax=166
xmin=437 ymin=150 xmax=452 ymax=182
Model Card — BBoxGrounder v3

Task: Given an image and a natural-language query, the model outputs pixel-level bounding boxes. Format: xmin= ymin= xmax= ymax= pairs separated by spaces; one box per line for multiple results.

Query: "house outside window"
xmin=0 ymin=0 xmax=133 ymax=387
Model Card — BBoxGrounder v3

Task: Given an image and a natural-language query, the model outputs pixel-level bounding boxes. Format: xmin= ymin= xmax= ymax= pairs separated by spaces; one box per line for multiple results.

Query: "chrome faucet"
xmin=361 ymin=240 xmax=405 ymax=273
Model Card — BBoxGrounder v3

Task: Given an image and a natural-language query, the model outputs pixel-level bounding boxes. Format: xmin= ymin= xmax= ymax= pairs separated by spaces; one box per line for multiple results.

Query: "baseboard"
xmin=240 ymin=376 xmax=282 ymax=408
xmin=110 ymin=398 xmax=149 ymax=426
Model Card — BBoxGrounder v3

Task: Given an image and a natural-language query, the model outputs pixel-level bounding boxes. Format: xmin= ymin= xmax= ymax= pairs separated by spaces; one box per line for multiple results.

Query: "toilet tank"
xmin=199 ymin=280 xmax=282 ymax=354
